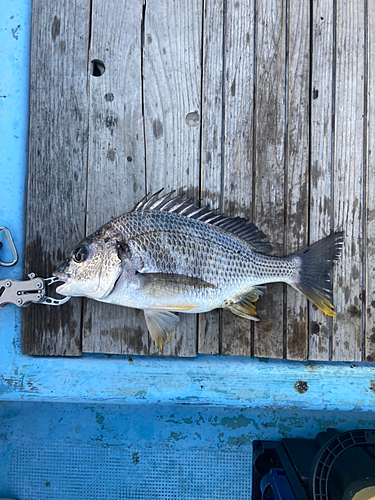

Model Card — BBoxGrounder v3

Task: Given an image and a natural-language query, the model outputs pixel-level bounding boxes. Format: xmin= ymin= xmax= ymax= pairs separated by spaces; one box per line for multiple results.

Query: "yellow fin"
xmin=291 ymin=231 xmax=343 ymax=317
xmin=306 ymin=294 xmax=336 ymax=317
xmin=224 ymin=290 xmax=262 ymax=321
xmin=144 ymin=309 xmax=179 ymax=350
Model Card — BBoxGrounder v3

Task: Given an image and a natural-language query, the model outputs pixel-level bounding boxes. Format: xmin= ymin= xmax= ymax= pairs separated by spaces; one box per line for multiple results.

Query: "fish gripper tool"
xmin=0 ymin=274 xmax=71 ymax=308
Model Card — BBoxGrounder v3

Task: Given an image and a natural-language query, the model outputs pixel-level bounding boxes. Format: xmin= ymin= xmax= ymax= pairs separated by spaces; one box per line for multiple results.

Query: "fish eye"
xmin=72 ymin=245 xmax=88 ymax=263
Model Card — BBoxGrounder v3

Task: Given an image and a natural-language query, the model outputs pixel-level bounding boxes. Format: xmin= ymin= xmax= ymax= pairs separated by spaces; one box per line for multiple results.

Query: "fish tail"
xmin=290 ymin=231 xmax=344 ymax=316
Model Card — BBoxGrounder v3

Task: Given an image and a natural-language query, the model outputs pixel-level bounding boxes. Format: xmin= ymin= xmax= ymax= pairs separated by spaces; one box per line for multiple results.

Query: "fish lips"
xmin=52 ymin=270 xmax=72 ymax=296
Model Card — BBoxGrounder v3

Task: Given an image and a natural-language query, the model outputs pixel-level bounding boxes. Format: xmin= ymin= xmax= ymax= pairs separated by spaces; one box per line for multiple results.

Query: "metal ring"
xmin=0 ymin=226 xmax=19 ymax=267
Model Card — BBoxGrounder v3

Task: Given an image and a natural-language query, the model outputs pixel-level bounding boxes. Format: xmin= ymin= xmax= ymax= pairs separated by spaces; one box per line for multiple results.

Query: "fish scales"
xmin=53 ymin=190 xmax=344 ymax=351
xmin=113 ymin=210 xmax=294 ymax=290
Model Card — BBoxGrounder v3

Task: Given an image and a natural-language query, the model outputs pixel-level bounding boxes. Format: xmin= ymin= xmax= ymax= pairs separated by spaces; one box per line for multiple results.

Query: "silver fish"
xmin=53 ymin=190 xmax=344 ymax=350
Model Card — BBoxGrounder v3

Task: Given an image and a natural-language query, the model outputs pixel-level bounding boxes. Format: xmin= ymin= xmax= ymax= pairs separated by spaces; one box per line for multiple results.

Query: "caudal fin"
xmin=291 ymin=232 xmax=344 ymax=316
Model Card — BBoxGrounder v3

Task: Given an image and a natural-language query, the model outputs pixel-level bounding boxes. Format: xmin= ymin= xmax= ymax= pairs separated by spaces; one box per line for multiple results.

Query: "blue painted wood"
xmin=0 ymin=0 xmax=30 ymax=278
xmin=2 ymin=346 xmax=375 ymax=409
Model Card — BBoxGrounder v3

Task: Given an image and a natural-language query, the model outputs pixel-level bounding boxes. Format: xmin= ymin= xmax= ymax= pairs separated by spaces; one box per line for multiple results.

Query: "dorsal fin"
xmin=132 ymin=190 xmax=272 ymax=254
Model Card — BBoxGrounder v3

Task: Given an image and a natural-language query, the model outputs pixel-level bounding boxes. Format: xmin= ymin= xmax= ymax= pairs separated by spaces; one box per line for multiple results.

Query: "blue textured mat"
xmin=9 ymin=444 xmax=252 ymax=500
xmin=1 ymin=402 xmax=375 ymax=499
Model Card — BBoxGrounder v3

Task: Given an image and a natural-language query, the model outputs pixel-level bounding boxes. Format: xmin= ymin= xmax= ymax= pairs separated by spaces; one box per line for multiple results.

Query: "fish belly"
xmin=101 ymin=280 xmax=226 ymax=313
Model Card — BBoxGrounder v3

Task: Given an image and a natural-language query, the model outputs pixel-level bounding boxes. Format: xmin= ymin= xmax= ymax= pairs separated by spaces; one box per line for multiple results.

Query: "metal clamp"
xmin=0 ymin=273 xmax=70 ymax=308
xmin=0 ymin=226 xmax=18 ymax=267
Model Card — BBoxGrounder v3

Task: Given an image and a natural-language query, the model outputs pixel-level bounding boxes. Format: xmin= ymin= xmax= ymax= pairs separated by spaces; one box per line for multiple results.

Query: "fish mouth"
xmin=52 ymin=270 xmax=70 ymax=281
xmin=52 ymin=270 xmax=72 ymax=294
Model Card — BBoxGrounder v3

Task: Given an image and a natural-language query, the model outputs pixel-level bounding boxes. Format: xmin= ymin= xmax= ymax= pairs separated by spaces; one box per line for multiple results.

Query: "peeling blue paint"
xmin=169 ymin=431 xmax=187 ymax=442
xmin=226 ymin=434 xmax=252 ymax=447
xmin=10 ymin=24 xmax=21 ymax=39
xmin=0 ymin=349 xmax=374 ymax=409
xmin=166 ymin=417 xmax=181 ymax=424
xmin=95 ymin=413 xmax=104 ymax=425
xmin=134 ymin=390 xmax=147 ymax=398
xmin=182 ymin=417 xmax=193 ymax=424
xmin=220 ymin=414 xmax=253 ymax=430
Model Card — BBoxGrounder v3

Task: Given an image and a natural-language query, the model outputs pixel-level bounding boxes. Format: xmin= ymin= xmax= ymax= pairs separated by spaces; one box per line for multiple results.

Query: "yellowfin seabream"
xmin=54 ymin=190 xmax=344 ymax=350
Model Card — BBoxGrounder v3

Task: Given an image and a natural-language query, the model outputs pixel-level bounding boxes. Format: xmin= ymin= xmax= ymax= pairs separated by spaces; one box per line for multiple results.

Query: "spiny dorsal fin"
xmin=212 ymin=217 xmax=272 ymax=254
xmin=132 ymin=190 xmax=272 ymax=254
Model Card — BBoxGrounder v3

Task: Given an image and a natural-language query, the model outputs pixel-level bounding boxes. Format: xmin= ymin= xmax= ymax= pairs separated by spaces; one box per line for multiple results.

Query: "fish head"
xmin=53 ymin=226 xmax=123 ymax=299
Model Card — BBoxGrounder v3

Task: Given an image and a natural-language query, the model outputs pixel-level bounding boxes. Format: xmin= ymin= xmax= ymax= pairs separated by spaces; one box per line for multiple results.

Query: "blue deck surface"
xmin=0 ymin=401 xmax=374 ymax=499
xmin=0 ymin=1 xmax=374 ymax=498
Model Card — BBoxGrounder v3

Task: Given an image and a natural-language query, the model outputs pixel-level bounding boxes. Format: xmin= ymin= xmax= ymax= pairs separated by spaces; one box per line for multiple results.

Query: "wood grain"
xmin=24 ymin=0 xmax=90 ymax=356
xmin=366 ymin=0 xmax=375 ymax=362
xmin=284 ymin=0 xmax=310 ymax=360
xmin=253 ymin=0 xmax=286 ymax=359
xmin=82 ymin=0 xmax=148 ymax=355
xmin=309 ymin=0 xmax=334 ymax=361
xmin=221 ymin=0 xmax=256 ymax=356
xmin=25 ymin=0 xmax=374 ymax=362
xmin=332 ymin=0 xmax=364 ymax=361
xmin=142 ymin=0 xmax=203 ymax=356
xmin=198 ymin=0 xmax=224 ymax=355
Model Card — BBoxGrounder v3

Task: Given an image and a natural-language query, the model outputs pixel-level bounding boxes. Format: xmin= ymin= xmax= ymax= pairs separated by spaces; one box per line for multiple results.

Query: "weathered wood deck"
xmin=24 ymin=0 xmax=375 ymax=361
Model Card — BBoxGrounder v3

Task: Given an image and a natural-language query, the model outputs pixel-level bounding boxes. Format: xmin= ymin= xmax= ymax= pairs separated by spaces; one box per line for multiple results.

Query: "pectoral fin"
xmin=144 ymin=309 xmax=180 ymax=351
xmin=139 ymin=272 xmax=216 ymax=299
xmin=224 ymin=286 xmax=265 ymax=321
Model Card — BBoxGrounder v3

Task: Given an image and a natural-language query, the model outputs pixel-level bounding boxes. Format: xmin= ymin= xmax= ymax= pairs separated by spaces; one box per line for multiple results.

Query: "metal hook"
xmin=0 ymin=226 xmax=19 ymax=267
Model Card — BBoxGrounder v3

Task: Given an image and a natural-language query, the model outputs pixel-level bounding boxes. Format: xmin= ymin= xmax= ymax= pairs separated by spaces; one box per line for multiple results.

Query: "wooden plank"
xmin=82 ymin=0 xmax=148 ymax=355
xmin=143 ymin=0 xmax=203 ymax=356
xmin=23 ymin=0 xmax=90 ymax=356
xmin=366 ymin=0 xmax=375 ymax=362
xmin=23 ymin=0 xmax=371 ymax=362
xmin=221 ymin=0 xmax=255 ymax=356
xmin=308 ymin=0 xmax=334 ymax=361
xmin=198 ymin=0 xmax=224 ymax=355
xmin=284 ymin=0 xmax=310 ymax=360
xmin=332 ymin=0 xmax=364 ymax=361
xmin=253 ymin=0 xmax=286 ymax=359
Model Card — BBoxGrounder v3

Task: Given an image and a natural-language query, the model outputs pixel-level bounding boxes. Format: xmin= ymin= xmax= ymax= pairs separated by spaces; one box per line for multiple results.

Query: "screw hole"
xmin=185 ymin=111 xmax=200 ymax=127
xmin=91 ymin=59 xmax=106 ymax=77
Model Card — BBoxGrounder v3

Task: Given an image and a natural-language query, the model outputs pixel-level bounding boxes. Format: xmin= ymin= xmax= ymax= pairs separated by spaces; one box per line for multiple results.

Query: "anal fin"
xmin=144 ymin=309 xmax=180 ymax=351
xmin=224 ymin=286 xmax=264 ymax=321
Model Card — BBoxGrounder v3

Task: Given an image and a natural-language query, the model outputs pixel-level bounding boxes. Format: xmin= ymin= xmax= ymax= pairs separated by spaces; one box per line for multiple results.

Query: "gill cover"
xmin=89 ymin=239 xmax=123 ymax=300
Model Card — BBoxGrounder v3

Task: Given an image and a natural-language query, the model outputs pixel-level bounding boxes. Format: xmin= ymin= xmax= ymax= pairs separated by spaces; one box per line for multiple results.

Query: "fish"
xmin=53 ymin=189 xmax=344 ymax=350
